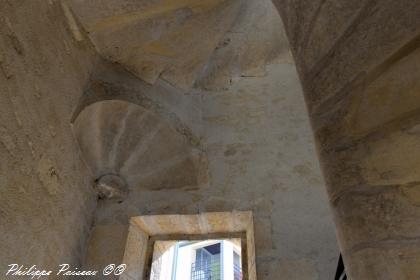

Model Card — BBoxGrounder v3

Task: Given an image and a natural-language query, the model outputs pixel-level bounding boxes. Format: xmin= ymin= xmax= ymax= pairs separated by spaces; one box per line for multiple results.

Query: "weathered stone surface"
xmin=300 ymin=0 xmax=371 ymax=71
xmin=72 ymin=63 xmax=203 ymax=147
xmin=98 ymin=62 xmax=338 ymax=280
xmin=273 ymin=0 xmax=420 ymax=278
xmin=272 ymin=0 xmax=324 ymax=57
xmin=121 ymin=222 xmax=149 ymax=280
xmin=83 ymin=224 xmax=129 ymax=279
xmin=73 ymin=100 xmax=208 ymax=191
xmin=0 ymin=0 xmax=98 ymax=275
xmin=257 ymin=258 xmax=319 ymax=280
xmin=195 ymin=0 xmax=291 ymax=90
xmin=275 ymin=0 xmax=420 ymax=109
xmin=347 ymin=245 xmax=420 ymax=280
xmin=95 ymin=174 xmax=129 ymax=201
xmin=68 ymin=0 xmax=243 ymax=90
xmin=1 ymin=1 xmax=339 ymax=280
xmin=334 ymin=186 xmax=420 ymax=252
xmin=133 ymin=211 xmax=252 ymax=236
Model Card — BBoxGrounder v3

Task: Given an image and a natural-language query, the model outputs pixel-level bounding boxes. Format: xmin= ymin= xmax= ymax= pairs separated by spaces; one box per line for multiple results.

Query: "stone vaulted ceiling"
xmin=67 ymin=0 xmax=242 ymax=90
xmin=66 ymin=0 xmax=289 ymax=92
xmin=66 ymin=0 xmax=290 ymax=192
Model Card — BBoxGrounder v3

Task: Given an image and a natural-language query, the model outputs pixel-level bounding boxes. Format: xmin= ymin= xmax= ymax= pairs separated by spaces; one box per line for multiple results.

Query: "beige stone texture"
xmin=67 ymin=0 xmax=243 ymax=90
xmin=272 ymin=0 xmax=420 ymax=278
xmin=122 ymin=222 xmax=149 ymax=280
xmin=0 ymin=1 xmax=340 ymax=280
xmin=73 ymin=100 xmax=207 ymax=191
xmin=84 ymin=225 xmax=129 ymax=279
xmin=0 ymin=0 xmax=98 ymax=277
xmin=92 ymin=62 xmax=338 ymax=279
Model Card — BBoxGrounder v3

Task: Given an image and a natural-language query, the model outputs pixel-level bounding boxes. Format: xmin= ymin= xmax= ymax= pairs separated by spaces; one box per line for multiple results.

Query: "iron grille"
xmin=335 ymin=254 xmax=347 ymax=280
xmin=191 ymin=258 xmax=221 ymax=280
xmin=233 ymin=263 xmax=242 ymax=280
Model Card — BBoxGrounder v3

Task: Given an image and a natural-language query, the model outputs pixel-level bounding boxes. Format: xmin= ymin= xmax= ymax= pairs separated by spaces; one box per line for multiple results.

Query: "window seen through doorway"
xmin=150 ymin=239 xmax=242 ymax=280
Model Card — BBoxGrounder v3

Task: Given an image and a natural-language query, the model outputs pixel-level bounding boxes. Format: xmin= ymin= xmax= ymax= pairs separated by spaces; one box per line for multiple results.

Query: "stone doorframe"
xmin=120 ymin=211 xmax=256 ymax=280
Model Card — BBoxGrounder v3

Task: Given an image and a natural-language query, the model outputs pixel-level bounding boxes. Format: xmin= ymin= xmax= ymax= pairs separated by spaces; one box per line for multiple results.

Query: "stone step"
xmin=67 ymin=0 xmax=243 ymax=91
xmin=73 ymin=100 xmax=207 ymax=191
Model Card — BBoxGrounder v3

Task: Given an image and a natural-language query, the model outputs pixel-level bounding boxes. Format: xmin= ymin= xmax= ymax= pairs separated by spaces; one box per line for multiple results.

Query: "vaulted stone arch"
xmin=72 ymin=99 xmax=208 ymax=192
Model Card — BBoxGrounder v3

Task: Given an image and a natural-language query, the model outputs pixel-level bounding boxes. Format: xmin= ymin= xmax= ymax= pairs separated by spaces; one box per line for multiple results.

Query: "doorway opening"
xmin=150 ymin=239 xmax=242 ymax=280
xmin=120 ymin=211 xmax=256 ymax=280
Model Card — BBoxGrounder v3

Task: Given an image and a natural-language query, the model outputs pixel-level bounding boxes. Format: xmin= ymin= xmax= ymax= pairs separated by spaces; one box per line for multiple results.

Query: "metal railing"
xmin=190 ymin=259 xmax=243 ymax=280
xmin=233 ymin=263 xmax=242 ymax=280
xmin=191 ymin=259 xmax=221 ymax=280
xmin=335 ymin=254 xmax=347 ymax=280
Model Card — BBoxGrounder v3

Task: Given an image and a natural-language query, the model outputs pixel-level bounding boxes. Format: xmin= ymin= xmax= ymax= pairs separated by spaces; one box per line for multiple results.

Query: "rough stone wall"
xmin=0 ymin=0 xmax=98 ymax=276
xmin=92 ymin=60 xmax=338 ymax=280
xmin=272 ymin=0 xmax=420 ymax=278
xmin=77 ymin=0 xmax=338 ymax=279
xmin=201 ymin=63 xmax=338 ymax=279
xmin=0 ymin=1 xmax=340 ymax=280
xmin=92 ymin=57 xmax=338 ymax=280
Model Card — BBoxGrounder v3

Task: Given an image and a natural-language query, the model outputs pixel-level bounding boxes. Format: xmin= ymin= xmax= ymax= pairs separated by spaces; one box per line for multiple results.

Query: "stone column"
xmin=272 ymin=0 xmax=420 ymax=278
